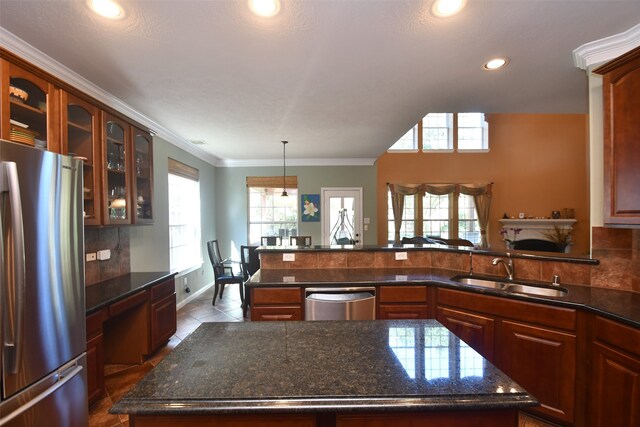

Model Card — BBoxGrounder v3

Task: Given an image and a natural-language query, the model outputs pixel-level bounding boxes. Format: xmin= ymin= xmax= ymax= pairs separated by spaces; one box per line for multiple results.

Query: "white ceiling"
xmin=1 ymin=1 xmax=639 ymax=165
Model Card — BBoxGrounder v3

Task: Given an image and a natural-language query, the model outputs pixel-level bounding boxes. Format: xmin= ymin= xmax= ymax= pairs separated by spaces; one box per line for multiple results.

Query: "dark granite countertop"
xmin=86 ymin=272 xmax=176 ymax=315
xmin=257 ymin=244 xmax=598 ymax=265
xmin=248 ymin=268 xmax=640 ymax=328
xmin=111 ymin=320 xmax=537 ymax=415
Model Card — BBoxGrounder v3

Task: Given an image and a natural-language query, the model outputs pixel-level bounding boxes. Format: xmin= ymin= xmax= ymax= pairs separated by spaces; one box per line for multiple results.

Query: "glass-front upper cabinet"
xmin=102 ymin=113 xmax=131 ymax=225
xmin=0 ymin=60 xmax=59 ymax=151
xmin=132 ymin=127 xmax=154 ymax=224
xmin=61 ymin=92 xmax=101 ymax=226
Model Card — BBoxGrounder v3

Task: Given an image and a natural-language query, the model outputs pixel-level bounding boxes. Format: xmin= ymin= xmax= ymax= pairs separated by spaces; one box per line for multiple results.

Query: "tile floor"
xmin=88 ymin=283 xmax=556 ymax=427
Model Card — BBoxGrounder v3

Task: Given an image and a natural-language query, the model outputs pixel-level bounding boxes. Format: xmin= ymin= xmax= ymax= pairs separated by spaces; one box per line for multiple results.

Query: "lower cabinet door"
xmin=436 ymin=306 xmax=495 ymax=362
xmin=86 ymin=333 xmax=104 ymax=405
xmin=498 ymin=320 xmax=576 ymax=424
xmin=150 ymin=293 xmax=177 ymax=352
xmin=590 ymin=342 xmax=640 ymax=427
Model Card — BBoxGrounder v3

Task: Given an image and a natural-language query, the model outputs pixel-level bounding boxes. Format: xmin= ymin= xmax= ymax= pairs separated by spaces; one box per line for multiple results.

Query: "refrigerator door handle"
xmin=0 ymin=363 xmax=84 ymax=426
xmin=0 ymin=161 xmax=26 ymax=375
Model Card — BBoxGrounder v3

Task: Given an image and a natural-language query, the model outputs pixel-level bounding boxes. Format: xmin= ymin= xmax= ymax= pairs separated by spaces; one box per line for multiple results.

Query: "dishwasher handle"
xmin=305 ymin=287 xmax=375 ymax=294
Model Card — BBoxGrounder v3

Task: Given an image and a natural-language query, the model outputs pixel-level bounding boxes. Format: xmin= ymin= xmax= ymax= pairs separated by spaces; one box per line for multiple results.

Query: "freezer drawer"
xmin=305 ymin=287 xmax=376 ymax=320
xmin=0 ymin=353 xmax=88 ymax=427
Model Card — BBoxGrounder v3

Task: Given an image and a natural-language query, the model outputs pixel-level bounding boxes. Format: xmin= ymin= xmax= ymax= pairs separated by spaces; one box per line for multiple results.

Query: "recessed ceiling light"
xmin=248 ymin=0 xmax=280 ymax=17
xmin=483 ymin=58 xmax=509 ymax=70
xmin=88 ymin=0 xmax=124 ymax=19
xmin=432 ymin=0 xmax=465 ymax=17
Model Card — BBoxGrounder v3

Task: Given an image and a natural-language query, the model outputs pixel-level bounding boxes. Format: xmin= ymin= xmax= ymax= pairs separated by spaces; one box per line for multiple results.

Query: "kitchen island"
xmin=112 ymin=320 xmax=536 ymax=426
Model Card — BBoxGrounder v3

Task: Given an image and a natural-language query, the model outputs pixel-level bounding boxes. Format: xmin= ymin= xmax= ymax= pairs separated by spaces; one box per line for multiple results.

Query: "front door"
xmin=321 ymin=188 xmax=363 ymax=246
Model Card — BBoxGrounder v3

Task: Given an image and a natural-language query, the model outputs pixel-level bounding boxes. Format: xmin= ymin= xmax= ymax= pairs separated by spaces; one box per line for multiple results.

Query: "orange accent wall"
xmin=376 ymin=114 xmax=590 ymax=254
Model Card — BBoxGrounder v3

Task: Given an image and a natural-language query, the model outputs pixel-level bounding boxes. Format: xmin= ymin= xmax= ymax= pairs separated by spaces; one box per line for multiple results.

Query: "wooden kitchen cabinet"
xmin=590 ymin=316 xmax=640 ymax=427
xmin=434 ymin=287 xmax=578 ymax=425
xmin=148 ymin=279 xmax=177 ymax=353
xmin=86 ymin=308 xmax=108 ymax=406
xmin=0 ymin=59 xmax=59 ymax=151
xmin=436 ymin=305 xmax=495 ymax=362
xmin=251 ymin=287 xmax=303 ymax=321
xmin=378 ymin=286 xmax=429 ymax=319
xmin=132 ymin=126 xmax=154 ymax=224
xmin=61 ymin=91 xmax=102 ymax=225
xmin=497 ymin=320 xmax=576 ymax=424
xmin=102 ymin=112 xmax=132 ymax=225
xmin=594 ymin=46 xmax=640 ymax=225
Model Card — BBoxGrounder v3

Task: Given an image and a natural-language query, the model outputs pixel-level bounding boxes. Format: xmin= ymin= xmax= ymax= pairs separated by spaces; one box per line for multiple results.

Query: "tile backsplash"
xmin=591 ymin=226 xmax=640 ymax=292
xmin=84 ymin=227 xmax=131 ymax=286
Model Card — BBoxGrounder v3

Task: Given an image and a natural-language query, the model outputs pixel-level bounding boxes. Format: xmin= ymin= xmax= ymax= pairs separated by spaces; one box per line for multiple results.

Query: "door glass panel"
xmin=9 ymin=77 xmax=47 ymax=148
xmin=66 ymin=104 xmax=95 ymax=221
xmin=134 ymin=131 xmax=153 ymax=221
xmin=328 ymin=196 xmax=356 ymax=244
xmin=105 ymin=121 xmax=128 ymax=221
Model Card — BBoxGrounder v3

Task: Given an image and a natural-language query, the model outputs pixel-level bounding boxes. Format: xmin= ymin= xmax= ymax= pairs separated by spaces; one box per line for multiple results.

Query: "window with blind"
xmin=247 ymin=176 xmax=298 ymax=246
xmin=168 ymin=159 xmax=202 ymax=272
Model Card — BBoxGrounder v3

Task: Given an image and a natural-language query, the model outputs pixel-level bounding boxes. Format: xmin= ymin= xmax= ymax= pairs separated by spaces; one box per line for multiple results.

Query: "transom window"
xmin=388 ymin=113 xmax=488 ymax=152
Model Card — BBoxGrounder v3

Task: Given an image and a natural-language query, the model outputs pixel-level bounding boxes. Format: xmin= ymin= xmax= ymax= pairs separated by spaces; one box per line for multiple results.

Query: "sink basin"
xmin=506 ymin=284 xmax=568 ymax=297
xmin=453 ymin=277 xmax=511 ymax=290
xmin=451 ymin=276 xmax=568 ymax=297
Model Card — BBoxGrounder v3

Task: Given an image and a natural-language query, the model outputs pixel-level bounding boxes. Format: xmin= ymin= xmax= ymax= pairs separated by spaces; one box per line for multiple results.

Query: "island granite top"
xmin=111 ymin=320 xmax=537 ymax=416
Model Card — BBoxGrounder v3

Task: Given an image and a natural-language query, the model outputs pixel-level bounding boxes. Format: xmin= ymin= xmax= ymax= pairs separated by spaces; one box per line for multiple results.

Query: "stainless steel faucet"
xmin=492 ymin=257 xmax=514 ymax=280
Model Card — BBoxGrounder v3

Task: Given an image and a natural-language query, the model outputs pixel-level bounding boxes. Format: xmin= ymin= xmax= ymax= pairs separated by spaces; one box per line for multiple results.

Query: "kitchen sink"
xmin=506 ymin=284 xmax=568 ymax=297
xmin=451 ymin=276 xmax=568 ymax=297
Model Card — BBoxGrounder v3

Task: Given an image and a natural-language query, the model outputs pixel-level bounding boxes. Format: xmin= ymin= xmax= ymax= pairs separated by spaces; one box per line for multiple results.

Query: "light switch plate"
xmin=283 ymin=253 xmax=295 ymax=262
xmin=395 ymin=252 xmax=408 ymax=260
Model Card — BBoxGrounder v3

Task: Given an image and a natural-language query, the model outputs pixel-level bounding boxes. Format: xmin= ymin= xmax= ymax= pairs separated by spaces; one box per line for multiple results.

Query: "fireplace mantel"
xmin=499 ymin=218 xmax=577 ymax=243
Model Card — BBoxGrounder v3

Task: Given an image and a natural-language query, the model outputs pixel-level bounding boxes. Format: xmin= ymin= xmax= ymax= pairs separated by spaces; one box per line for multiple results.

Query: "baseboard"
xmin=176 ymin=282 xmax=213 ymax=310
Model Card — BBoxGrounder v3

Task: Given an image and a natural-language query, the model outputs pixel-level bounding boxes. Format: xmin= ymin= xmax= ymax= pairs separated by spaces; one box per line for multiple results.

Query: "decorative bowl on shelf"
xmin=9 ymin=86 xmax=28 ymax=102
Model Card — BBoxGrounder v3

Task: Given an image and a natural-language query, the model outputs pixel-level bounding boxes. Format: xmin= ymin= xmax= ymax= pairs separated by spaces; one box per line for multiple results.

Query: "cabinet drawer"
xmin=109 ymin=290 xmax=147 ymax=317
xmin=253 ymin=287 xmax=301 ymax=305
xmin=252 ymin=306 xmax=302 ymax=321
xmin=379 ymin=286 xmax=428 ymax=303
xmin=379 ymin=304 xmax=428 ymax=319
xmin=150 ymin=279 xmax=175 ymax=302
xmin=594 ymin=316 xmax=640 ymax=357
xmin=436 ymin=288 xmax=576 ymax=331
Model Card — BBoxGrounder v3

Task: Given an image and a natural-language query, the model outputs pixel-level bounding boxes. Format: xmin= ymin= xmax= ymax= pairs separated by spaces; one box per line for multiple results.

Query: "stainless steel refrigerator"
xmin=0 ymin=140 xmax=87 ymax=426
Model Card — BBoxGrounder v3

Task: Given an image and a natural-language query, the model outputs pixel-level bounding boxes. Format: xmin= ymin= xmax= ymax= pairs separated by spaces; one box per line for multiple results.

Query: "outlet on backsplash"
xmin=84 ymin=226 xmax=131 ymax=286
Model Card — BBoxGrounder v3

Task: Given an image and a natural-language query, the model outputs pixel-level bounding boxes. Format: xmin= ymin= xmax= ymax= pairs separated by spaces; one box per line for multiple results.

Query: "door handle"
xmin=1 ymin=161 xmax=26 ymax=375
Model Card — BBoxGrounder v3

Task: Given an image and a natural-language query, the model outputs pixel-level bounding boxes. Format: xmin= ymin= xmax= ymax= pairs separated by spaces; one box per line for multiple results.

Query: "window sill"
xmin=172 ymin=260 xmax=204 ymax=277
xmin=387 ymin=149 xmax=419 ymax=153
xmin=422 ymin=149 xmax=455 ymax=153
xmin=457 ymin=149 xmax=490 ymax=153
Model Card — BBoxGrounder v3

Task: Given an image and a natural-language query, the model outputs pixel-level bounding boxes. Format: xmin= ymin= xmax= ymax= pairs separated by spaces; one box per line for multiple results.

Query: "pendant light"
xmin=281 ymin=140 xmax=288 ymax=197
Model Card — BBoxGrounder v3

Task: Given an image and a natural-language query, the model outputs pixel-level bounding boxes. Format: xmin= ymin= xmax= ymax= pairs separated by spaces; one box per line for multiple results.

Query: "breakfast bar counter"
xmin=112 ymin=320 xmax=536 ymax=426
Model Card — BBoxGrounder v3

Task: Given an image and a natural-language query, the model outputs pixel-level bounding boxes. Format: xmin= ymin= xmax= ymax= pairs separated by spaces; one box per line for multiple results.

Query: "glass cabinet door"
xmin=132 ymin=127 xmax=154 ymax=224
xmin=61 ymin=92 xmax=101 ymax=225
xmin=103 ymin=113 xmax=131 ymax=225
xmin=1 ymin=60 xmax=59 ymax=151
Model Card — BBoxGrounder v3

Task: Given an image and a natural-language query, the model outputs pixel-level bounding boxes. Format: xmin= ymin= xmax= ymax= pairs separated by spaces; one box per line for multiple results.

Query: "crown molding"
xmin=0 ymin=27 xmax=222 ymax=166
xmin=573 ymin=23 xmax=640 ymax=70
xmin=218 ymin=158 xmax=377 ymax=168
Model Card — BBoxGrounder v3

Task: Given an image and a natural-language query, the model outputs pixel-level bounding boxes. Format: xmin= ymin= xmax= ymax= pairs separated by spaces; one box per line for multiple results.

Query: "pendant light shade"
xmin=281 ymin=140 xmax=288 ymax=197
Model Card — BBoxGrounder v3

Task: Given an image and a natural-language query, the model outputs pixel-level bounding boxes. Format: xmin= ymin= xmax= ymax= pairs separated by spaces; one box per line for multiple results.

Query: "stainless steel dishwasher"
xmin=305 ymin=287 xmax=376 ymax=320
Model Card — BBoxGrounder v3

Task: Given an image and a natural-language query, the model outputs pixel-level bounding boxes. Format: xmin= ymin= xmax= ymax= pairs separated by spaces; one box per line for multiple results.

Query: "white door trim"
xmin=321 ymin=187 xmax=363 ymax=246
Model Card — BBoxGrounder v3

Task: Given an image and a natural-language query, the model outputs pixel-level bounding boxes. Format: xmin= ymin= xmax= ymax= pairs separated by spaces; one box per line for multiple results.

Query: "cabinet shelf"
xmin=10 ymin=99 xmax=45 ymax=115
xmin=107 ymin=168 xmax=126 ymax=175
xmin=106 ymin=137 xmax=124 ymax=145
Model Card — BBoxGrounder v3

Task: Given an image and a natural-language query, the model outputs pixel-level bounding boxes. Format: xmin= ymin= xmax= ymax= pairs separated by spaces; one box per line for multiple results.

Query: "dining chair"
xmin=290 ymin=235 xmax=312 ymax=246
xmin=207 ymin=240 xmax=244 ymax=305
xmin=261 ymin=236 xmax=281 ymax=246
xmin=240 ymin=245 xmax=260 ymax=318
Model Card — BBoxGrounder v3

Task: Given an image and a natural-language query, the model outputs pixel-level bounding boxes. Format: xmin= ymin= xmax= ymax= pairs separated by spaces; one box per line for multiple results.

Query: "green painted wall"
xmin=214 ymin=165 xmax=377 ymax=259
xmin=129 ymin=137 xmax=218 ymax=303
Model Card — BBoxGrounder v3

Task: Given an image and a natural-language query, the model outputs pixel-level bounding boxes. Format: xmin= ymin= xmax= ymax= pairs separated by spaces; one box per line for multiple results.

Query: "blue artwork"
xmin=301 ymin=194 xmax=320 ymax=222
